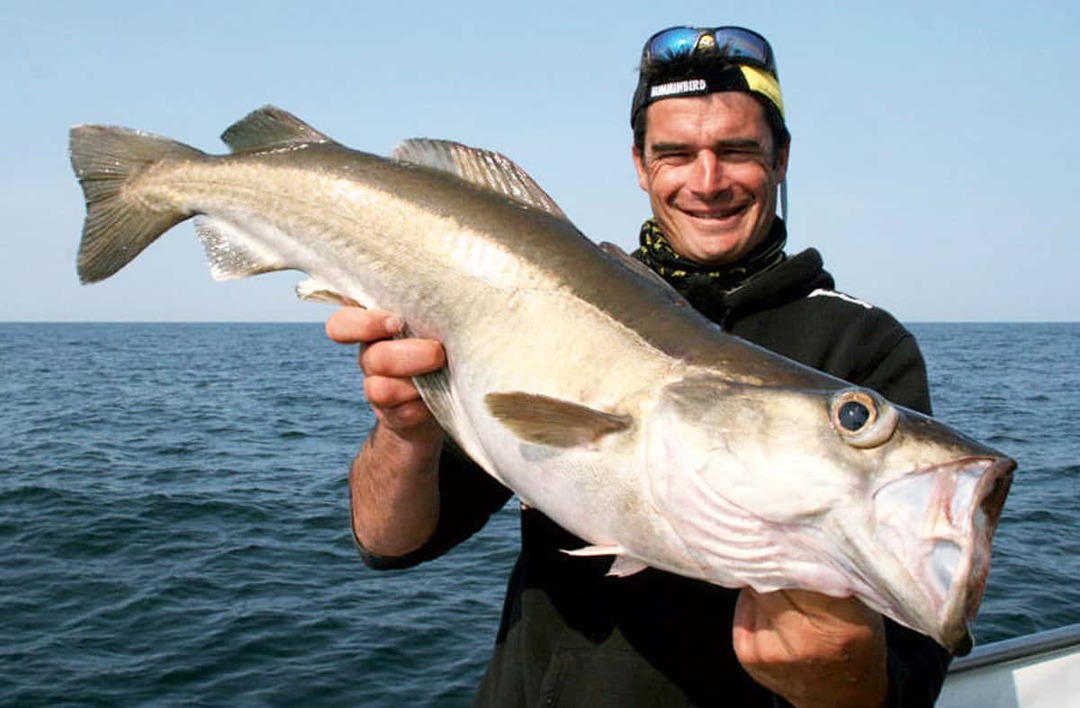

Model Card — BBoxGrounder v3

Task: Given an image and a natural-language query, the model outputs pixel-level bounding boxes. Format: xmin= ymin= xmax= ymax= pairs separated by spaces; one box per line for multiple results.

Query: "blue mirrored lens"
xmin=714 ymin=27 xmax=772 ymax=68
xmin=644 ymin=26 xmax=776 ymax=76
xmin=647 ymin=28 xmax=704 ymax=62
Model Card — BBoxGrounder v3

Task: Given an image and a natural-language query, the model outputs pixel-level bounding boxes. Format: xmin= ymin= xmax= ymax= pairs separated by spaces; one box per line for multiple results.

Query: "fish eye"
xmin=830 ymin=389 xmax=898 ymax=449
xmin=838 ymin=400 xmax=871 ymax=432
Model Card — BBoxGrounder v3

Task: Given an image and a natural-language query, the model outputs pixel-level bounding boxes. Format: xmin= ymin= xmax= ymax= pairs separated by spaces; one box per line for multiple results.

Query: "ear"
xmin=632 ymin=144 xmax=650 ymax=193
xmin=773 ymin=139 xmax=790 ymax=183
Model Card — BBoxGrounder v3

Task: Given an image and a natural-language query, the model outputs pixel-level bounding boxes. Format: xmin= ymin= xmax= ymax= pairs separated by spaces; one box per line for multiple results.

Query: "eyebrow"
xmin=648 ymin=138 xmax=766 ymax=154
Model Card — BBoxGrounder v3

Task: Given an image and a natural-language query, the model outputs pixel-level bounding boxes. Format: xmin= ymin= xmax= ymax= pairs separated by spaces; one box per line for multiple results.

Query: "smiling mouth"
xmin=685 ymin=204 xmax=749 ymax=220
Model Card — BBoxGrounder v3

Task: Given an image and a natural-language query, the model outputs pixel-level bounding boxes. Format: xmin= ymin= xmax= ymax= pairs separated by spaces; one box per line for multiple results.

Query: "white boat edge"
xmin=937 ymin=622 xmax=1080 ymax=708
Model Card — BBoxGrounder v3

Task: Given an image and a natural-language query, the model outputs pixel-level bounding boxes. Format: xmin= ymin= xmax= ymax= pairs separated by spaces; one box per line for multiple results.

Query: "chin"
xmin=685 ymin=233 xmax=748 ymax=263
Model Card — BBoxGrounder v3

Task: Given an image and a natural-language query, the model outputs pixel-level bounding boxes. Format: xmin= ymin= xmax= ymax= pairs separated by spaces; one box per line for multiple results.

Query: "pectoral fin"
xmin=484 ymin=392 xmax=631 ymax=448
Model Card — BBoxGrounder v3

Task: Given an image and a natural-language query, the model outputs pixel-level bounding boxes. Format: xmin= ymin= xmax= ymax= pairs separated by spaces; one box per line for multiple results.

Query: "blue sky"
xmin=2 ymin=1 xmax=1077 ymax=322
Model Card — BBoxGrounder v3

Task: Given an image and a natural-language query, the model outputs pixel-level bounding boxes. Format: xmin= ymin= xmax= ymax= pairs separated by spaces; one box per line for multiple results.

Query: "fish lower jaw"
xmin=871 ymin=455 xmax=1014 ymax=654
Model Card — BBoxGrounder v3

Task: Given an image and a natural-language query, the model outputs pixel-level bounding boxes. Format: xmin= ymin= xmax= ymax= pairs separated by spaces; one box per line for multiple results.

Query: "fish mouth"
xmin=873 ymin=455 xmax=1015 ymax=655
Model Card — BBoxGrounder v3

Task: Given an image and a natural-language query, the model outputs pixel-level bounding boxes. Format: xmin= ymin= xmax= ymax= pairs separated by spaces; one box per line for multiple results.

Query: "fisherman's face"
xmin=633 ymin=92 xmax=788 ymax=266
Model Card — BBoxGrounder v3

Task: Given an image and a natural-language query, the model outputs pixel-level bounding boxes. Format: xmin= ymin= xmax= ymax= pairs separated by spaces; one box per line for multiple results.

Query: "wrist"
xmin=349 ymin=422 xmax=443 ymax=557
xmin=376 ymin=416 xmax=444 ymax=452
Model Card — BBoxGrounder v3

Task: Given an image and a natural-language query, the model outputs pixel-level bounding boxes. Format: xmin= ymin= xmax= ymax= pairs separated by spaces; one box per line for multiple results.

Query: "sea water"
xmin=1 ymin=322 xmax=1077 ymax=705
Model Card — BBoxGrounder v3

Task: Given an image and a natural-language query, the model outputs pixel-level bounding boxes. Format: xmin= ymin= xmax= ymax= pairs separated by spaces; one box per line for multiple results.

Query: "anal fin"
xmin=194 ymin=216 xmax=287 ymax=281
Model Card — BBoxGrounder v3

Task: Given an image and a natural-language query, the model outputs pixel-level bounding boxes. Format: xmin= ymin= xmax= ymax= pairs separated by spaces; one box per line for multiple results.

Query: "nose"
xmin=688 ymin=151 xmax=726 ymax=198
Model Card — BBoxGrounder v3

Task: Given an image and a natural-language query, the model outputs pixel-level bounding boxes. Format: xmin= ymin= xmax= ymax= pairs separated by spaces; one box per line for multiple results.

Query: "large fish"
xmin=69 ymin=106 xmax=1014 ymax=654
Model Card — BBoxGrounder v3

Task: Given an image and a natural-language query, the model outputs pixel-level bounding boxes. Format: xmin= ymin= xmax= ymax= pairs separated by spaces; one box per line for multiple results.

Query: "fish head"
xmin=867 ymin=405 xmax=1014 ymax=654
xmin=643 ymin=375 xmax=1015 ymax=655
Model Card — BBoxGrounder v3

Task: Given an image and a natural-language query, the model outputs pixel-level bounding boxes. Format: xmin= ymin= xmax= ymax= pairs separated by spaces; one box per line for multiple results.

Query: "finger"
xmin=325 ymin=307 xmax=402 ymax=344
xmin=733 ymin=587 xmax=759 ymax=634
xmin=375 ymin=398 xmax=436 ymax=431
xmin=364 ymin=375 xmax=423 ymax=409
xmin=732 ymin=587 xmax=784 ymax=664
xmin=731 ymin=588 xmax=759 ymax=662
xmin=360 ymin=338 xmax=447 ymax=378
xmin=776 ymin=590 xmax=876 ymax=626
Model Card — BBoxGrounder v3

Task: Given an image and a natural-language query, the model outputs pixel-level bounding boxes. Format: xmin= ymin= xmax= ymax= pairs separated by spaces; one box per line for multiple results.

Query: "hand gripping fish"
xmin=69 ymin=106 xmax=1014 ymax=654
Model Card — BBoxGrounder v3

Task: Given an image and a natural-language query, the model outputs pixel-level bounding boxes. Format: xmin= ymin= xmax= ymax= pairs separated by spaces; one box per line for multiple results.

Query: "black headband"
xmin=630 ymin=62 xmax=785 ymax=128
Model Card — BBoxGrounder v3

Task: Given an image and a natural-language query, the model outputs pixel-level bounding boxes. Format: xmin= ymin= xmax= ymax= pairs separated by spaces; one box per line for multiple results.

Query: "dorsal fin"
xmin=220 ymin=105 xmax=336 ymax=153
xmin=391 ymin=139 xmax=567 ymax=219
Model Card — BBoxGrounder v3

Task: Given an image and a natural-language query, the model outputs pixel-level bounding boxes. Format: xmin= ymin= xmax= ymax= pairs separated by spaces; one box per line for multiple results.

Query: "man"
xmin=327 ymin=26 xmax=950 ymax=707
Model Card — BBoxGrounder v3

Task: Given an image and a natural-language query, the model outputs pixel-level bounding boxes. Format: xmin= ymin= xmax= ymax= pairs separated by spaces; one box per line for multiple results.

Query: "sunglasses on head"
xmin=642 ymin=26 xmax=778 ymax=77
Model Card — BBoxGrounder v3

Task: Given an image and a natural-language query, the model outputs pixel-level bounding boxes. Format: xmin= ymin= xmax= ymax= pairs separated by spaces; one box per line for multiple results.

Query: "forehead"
xmin=644 ymin=92 xmax=771 ymax=145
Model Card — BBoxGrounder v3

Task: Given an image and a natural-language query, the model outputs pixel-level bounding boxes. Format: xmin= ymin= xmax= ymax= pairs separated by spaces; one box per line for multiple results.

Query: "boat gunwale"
xmin=948 ymin=622 xmax=1080 ymax=674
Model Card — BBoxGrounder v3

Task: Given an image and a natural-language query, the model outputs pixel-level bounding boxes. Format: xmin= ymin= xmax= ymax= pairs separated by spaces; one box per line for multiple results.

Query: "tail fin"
xmin=69 ymin=125 xmax=204 ymax=284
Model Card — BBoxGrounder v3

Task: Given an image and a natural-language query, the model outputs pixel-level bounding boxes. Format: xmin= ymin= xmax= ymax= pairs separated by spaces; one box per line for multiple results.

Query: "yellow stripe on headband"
xmin=740 ymin=65 xmax=784 ymax=118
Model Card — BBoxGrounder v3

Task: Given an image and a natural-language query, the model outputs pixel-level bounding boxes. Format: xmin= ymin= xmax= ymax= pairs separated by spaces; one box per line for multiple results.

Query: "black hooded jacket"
xmin=358 ymin=237 xmax=948 ymax=707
